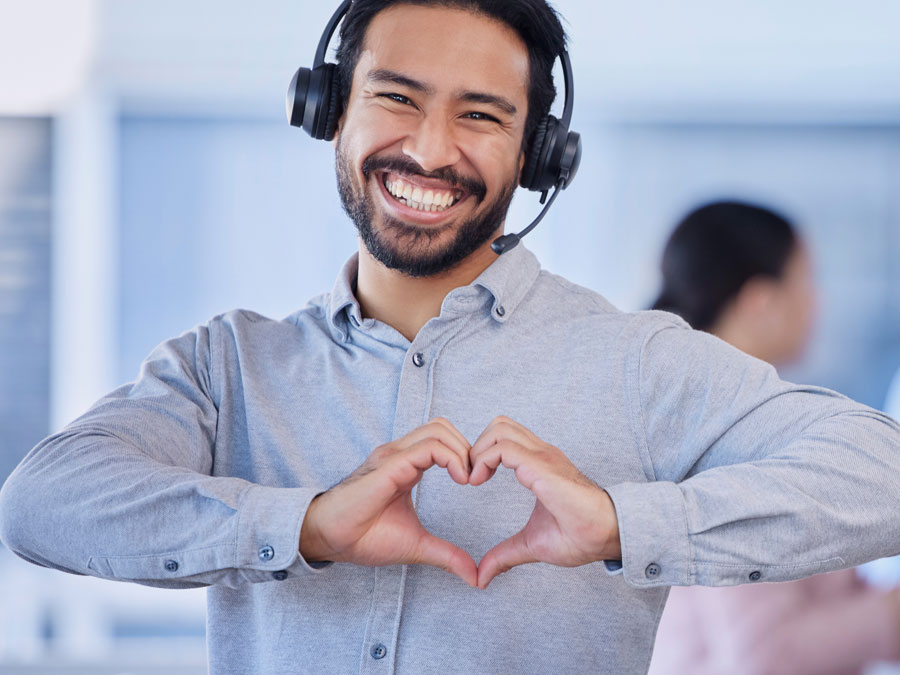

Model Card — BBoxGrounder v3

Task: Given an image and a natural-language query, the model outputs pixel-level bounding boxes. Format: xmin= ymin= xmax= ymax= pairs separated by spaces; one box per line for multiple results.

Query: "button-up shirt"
xmin=2 ymin=245 xmax=900 ymax=674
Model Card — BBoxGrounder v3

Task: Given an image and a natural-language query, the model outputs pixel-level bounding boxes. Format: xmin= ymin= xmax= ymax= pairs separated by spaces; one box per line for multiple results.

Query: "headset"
xmin=286 ymin=0 xmax=581 ymax=254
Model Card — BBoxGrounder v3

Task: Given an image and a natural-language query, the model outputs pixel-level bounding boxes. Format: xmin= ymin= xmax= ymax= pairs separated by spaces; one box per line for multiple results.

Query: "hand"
xmin=299 ymin=418 xmax=478 ymax=587
xmin=469 ymin=416 xmax=621 ymax=589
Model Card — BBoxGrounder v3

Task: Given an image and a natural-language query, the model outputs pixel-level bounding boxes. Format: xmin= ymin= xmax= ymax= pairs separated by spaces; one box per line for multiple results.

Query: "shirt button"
xmin=495 ymin=305 xmax=506 ymax=317
xmin=370 ymin=643 xmax=387 ymax=660
xmin=749 ymin=570 xmax=762 ymax=582
xmin=645 ymin=563 xmax=661 ymax=579
xmin=412 ymin=352 xmax=425 ymax=367
xmin=164 ymin=559 xmax=179 ymax=572
xmin=258 ymin=545 xmax=275 ymax=561
xmin=272 ymin=570 xmax=288 ymax=581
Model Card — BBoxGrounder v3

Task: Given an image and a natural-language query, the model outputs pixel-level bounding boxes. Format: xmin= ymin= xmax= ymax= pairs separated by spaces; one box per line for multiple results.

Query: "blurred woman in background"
xmin=648 ymin=201 xmax=900 ymax=675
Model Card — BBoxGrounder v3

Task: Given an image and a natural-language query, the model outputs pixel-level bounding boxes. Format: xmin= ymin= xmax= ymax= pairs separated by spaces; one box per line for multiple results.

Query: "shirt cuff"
xmin=235 ymin=484 xmax=330 ymax=582
xmin=604 ymin=480 xmax=692 ymax=587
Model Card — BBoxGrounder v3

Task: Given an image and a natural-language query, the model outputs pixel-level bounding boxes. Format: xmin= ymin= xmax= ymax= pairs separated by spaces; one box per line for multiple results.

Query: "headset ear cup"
xmin=532 ymin=115 xmax=565 ymax=192
xmin=322 ymin=68 xmax=343 ymax=141
xmin=520 ymin=117 xmax=549 ymax=191
xmin=287 ymin=67 xmax=312 ymax=129
xmin=309 ymin=64 xmax=331 ymax=140
xmin=294 ymin=63 xmax=339 ymax=141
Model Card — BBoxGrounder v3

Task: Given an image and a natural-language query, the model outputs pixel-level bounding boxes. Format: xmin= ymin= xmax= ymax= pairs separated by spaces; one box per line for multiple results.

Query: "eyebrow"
xmin=367 ymin=69 xmax=433 ymax=94
xmin=366 ymin=69 xmax=518 ymax=116
xmin=457 ymin=91 xmax=517 ymax=116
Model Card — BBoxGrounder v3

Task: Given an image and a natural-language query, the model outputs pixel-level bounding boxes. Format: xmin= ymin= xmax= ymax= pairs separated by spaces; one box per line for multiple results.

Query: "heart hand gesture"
xmin=299 ymin=416 xmax=621 ymax=589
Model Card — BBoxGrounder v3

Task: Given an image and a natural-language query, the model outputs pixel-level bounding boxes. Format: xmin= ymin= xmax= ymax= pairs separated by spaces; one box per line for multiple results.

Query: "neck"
xmin=712 ymin=311 xmax=774 ymax=365
xmin=356 ymin=238 xmax=500 ymax=342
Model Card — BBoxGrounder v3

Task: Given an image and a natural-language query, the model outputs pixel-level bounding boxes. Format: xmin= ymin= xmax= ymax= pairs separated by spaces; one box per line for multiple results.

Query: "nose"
xmin=401 ymin=114 xmax=461 ymax=172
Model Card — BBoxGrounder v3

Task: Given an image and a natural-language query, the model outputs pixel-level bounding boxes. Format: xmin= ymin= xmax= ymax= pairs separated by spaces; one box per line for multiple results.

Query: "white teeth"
xmin=383 ymin=174 xmax=461 ymax=212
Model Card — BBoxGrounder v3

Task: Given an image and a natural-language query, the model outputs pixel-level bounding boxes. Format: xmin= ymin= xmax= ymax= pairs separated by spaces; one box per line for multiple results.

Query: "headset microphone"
xmin=288 ymin=0 xmax=582 ymax=255
xmin=490 ymin=182 xmax=564 ymax=254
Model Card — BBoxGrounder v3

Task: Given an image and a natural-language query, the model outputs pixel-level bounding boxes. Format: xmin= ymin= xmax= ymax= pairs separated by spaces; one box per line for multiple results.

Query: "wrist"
xmin=299 ymin=495 xmax=330 ymax=562
xmin=597 ymin=489 xmax=622 ymax=562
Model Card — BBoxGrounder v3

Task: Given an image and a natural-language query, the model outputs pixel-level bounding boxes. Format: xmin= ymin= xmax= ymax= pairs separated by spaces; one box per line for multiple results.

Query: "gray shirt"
xmin=2 ymin=245 xmax=900 ymax=674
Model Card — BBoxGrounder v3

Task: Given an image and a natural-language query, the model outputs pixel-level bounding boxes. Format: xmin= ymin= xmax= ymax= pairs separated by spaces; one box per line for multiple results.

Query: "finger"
xmin=397 ymin=419 xmax=471 ymax=470
xmin=425 ymin=418 xmax=472 ymax=474
xmin=471 ymin=416 xmax=535 ymax=459
xmin=426 ymin=417 xmax=471 ymax=455
xmin=467 ymin=461 xmax=499 ymax=487
xmin=469 ymin=440 xmax=540 ymax=489
xmin=477 ymin=530 xmax=536 ymax=589
xmin=400 ymin=418 xmax=469 ymax=454
xmin=391 ymin=438 xmax=470 ymax=488
xmin=467 ymin=439 xmax=508 ymax=486
xmin=415 ymin=531 xmax=479 ymax=587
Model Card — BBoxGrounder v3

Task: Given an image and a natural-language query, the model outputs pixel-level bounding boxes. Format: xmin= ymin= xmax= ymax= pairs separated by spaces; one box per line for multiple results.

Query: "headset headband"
xmin=314 ymin=0 xmax=352 ymax=68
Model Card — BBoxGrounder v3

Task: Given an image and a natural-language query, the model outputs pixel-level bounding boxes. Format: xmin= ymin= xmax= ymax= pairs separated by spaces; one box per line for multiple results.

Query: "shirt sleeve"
xmin=0 ymin=320 xmax=326 ymax=589
xmin=605 ymin=316 xmax=900 ymax=589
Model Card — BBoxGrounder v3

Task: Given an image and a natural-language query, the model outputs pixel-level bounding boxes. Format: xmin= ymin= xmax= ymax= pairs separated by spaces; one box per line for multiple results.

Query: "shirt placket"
xmin=358 ymin=330 xmax=438 ymax=675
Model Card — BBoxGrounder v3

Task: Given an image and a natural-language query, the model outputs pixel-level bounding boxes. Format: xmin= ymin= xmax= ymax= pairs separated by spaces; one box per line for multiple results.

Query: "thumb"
xmin=477 ymin=530 xmax=535 ymax=589
xmin=414 ymin=532 xmax=479 ymax=588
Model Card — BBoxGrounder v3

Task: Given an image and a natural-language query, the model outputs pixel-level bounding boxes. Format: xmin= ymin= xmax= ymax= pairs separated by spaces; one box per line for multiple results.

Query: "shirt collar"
xmin=326 ymin=244 xmax=542 ymax=337
xmin=327 ymin=253 xmax=362 ymax=341
xmin=468 ymin=244 xmax=541 ymax=324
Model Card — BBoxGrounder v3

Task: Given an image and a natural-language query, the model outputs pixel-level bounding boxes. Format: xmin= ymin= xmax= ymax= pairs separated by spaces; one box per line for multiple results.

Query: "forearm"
xmin=0 ymin=430 xmax=322 ymax=588
xmin=631 ymin=322 xmax=900 ymax=588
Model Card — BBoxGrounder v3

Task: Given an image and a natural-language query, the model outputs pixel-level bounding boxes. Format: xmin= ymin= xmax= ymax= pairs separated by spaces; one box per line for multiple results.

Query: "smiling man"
xmin=3 ymin=1 xmax=900 ymax=674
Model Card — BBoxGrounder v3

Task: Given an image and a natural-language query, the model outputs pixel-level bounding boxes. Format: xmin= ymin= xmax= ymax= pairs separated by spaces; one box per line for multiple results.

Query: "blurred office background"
xmin=2 ymin=0 xmax=900 ymax=672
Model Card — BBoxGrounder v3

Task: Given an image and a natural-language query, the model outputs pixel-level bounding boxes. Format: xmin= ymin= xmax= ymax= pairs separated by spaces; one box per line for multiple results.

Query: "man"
xmin=2 ymin=1 xmax=899 ymax=674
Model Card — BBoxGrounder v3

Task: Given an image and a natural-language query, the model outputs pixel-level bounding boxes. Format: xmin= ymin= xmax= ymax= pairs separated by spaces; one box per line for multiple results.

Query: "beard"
xmin=335 ymin=141 xmax=518 ymax=278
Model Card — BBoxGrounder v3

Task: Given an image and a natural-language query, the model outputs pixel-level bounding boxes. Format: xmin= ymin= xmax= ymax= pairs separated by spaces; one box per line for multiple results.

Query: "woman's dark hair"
xmin=652 ymin=200 xmax=799 ymax=331
xmin=334 ymin=0 xmax=566 ymax=152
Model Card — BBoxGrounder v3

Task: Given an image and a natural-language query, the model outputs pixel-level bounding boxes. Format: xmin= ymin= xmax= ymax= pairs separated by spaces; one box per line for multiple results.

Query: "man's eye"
xmin=379 ymin=93 xmax=413 ymax=106
xmin=464 ymin=111 xmax=500 ymax=123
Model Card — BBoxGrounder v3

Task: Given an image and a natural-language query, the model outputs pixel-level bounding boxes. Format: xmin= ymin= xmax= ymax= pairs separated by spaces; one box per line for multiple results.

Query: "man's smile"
xmin=382 ymin=173 xmax=463 ymax=213
xmin=374 ymin=169 xmax=474 ymax=224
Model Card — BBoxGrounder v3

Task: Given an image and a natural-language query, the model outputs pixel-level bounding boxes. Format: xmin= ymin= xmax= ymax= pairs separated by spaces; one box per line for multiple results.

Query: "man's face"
xmin=334 ymin=4 xmax=530 ymax=277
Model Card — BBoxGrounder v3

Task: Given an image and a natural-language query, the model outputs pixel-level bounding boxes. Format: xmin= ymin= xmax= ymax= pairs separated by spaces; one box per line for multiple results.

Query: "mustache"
xmin=361 ymin=155 xmax=487 ymax=201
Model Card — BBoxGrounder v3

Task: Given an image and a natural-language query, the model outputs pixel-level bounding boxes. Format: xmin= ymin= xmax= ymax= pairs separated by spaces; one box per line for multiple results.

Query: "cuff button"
xmin=165 ymin=560 xmax=179 ymax=572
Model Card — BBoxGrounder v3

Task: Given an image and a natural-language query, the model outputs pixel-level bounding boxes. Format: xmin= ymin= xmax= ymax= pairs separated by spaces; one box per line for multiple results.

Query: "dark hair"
xmin=651 ymin=200 xmax=799 ymax=331
xmin=334 ymin=0 xmax=566 ymax=151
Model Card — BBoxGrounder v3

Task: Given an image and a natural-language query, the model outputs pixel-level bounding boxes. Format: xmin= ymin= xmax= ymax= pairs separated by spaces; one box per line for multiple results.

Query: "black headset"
xmin=286 ymin=0 xmax=582 ymax=254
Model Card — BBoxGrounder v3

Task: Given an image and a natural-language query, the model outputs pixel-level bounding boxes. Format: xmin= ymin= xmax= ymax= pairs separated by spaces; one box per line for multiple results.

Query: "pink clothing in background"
xmin=649 ymin=570 xmax=900 ymax=675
